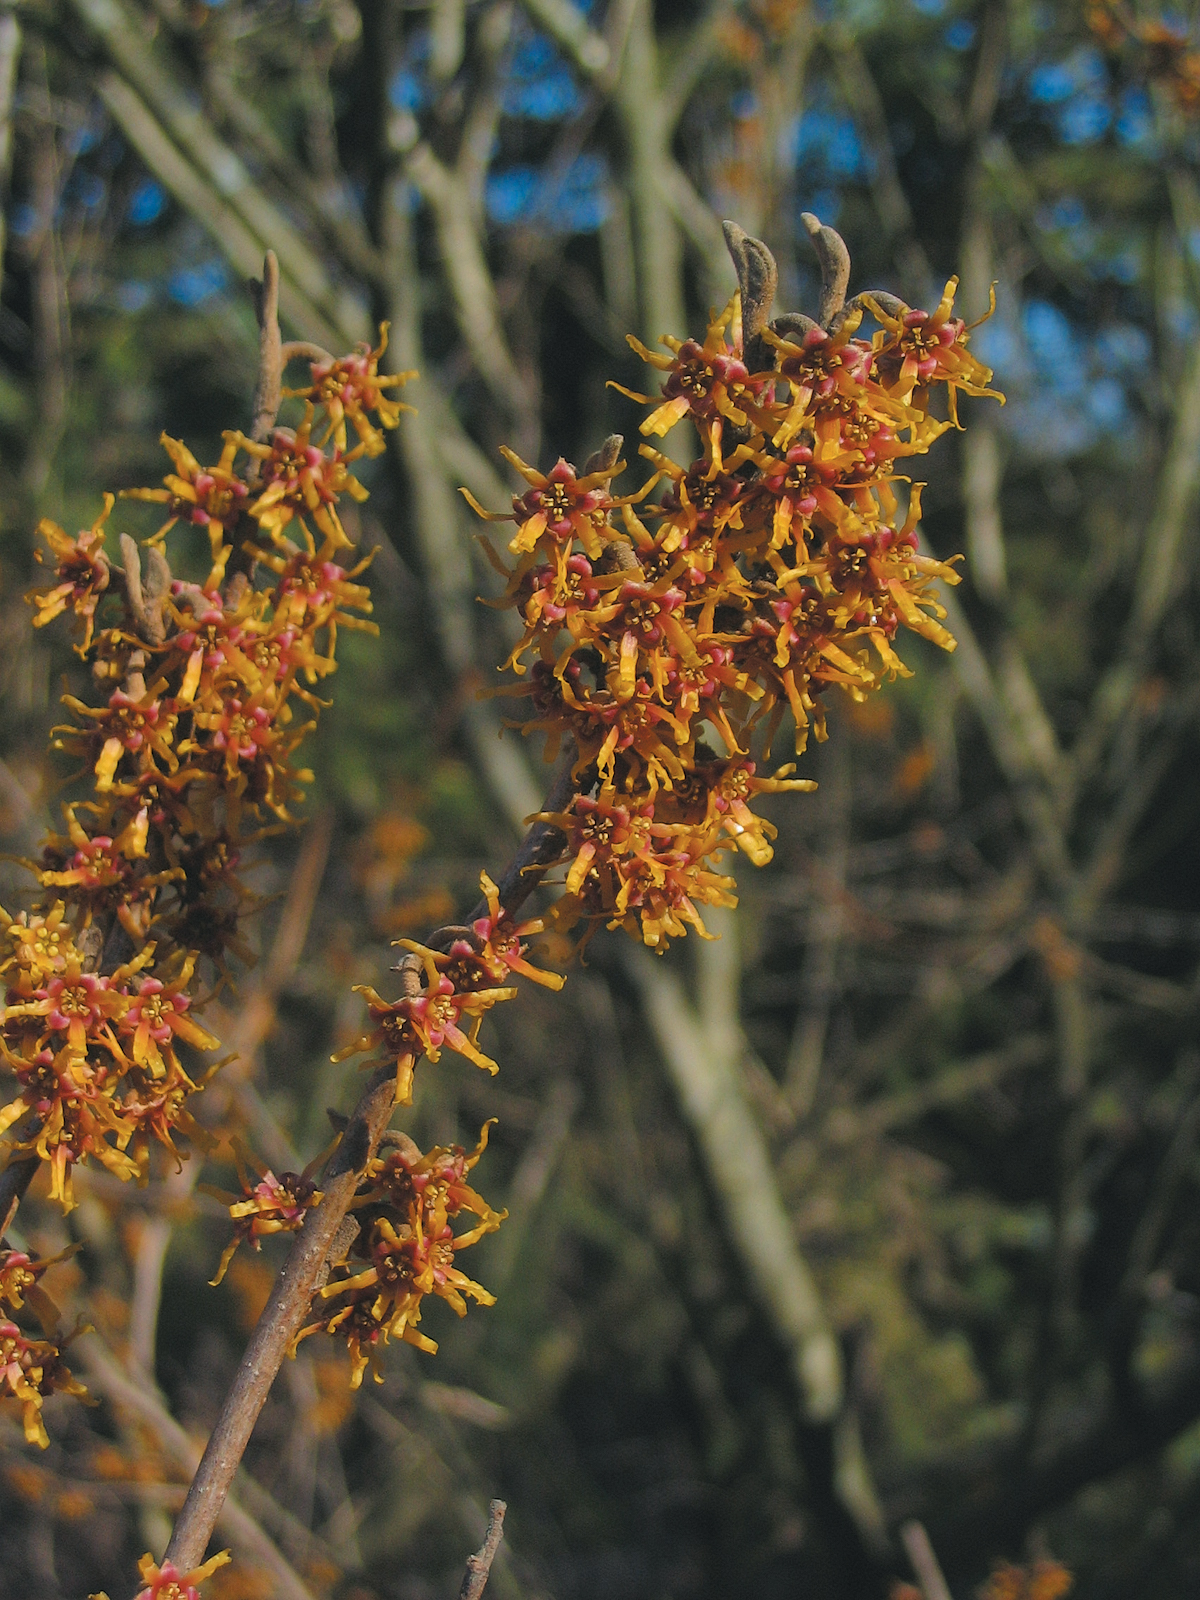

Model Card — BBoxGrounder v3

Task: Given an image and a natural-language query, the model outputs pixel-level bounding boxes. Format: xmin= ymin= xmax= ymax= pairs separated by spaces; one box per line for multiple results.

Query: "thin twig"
xmin=900 ymin=1520 xmax=954 ymax=1600
xmin=467 ymin=751 xmax=581 ymax=924
xmin=459 ymin=1499 xmax=507 ymax=1600
xmin=251 ymin=251 xmax=283 ymax=444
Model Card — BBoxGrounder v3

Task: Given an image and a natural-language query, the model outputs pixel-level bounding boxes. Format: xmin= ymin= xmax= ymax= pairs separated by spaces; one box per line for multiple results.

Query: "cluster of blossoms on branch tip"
xmin=334 ymin=220 xmax=999 ymax=1152
xmin=0 ymin=315 xmax=485 ymax=1459
xmin=323 ymin=223 xmax=1001 ymax=1402
xmin=2 ymin=332 xmax=399 ymax=1219
xmin=454 ymin=221 xmax=999 ymax=955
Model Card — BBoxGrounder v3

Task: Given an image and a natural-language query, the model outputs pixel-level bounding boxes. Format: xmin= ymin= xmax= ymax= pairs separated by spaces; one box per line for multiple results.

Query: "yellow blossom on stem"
xmin=0 ymin=1315 xmax=91 ymax=1448
xmin=29 ymin=498 xmax=113 ymax=653
xmin=296 ymin=1124 xmax=504 ymax=1382
xmin=206 ymin=1142 xmax=325 ymax=1286
xmin=121 ymin=435 xmax=249 ymax=589
xmin=288 ymin=325 xmax=416 ymax=456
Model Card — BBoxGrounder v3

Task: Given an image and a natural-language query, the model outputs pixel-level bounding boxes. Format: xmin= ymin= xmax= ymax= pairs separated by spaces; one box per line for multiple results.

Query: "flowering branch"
xmin=1 ymin=191 xmax=1000 ymax=1595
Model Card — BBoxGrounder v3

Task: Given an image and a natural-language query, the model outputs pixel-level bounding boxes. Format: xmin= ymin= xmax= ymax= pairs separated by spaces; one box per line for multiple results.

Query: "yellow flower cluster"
xmin=294 ymin=1122 xmax=505 ymax=1385
xmin=322 ymin=224 xmax=999 ymax=1377
xmin=465 ymin=242 xmax=998 ymax=950
xmin=1 ymin=333 xmax=406 ymax=1213
xmin=0 ymin=1244 xmax=89 ymax=1447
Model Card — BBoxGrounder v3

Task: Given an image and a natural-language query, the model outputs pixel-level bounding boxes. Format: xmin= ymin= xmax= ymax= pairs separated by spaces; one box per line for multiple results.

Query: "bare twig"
xmin=467 ymin=751 xmax=580 ymax=924
xmin=250 ymin=251 xmax=283 ymax=443
xmin=95 ymin=72 xmax=345 ymax=350
xmin=459 ymin=1499 xmax=507 ymax=1600
xmin=900 ymin=1519 xmax=954 ymax=1600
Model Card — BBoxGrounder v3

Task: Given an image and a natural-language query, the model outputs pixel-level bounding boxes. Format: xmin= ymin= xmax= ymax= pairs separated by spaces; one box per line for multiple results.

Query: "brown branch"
xmin=459 ymin=1499 xmax=507 ymax=1600
xmin=900 ymin=1521 xmax=953 ymax=1600
xmin=250 ymin=251 xmax=283 ymax=444
xmin=157 ymin=755 xmax=581 ymax=1579
xmin=159 ymin=1062 xmax=396 ymax=1577
xmin=467 ymin=750 xmax=581 ymax=924
xmin=81 ymin=1338 xmax=320 ymax=1600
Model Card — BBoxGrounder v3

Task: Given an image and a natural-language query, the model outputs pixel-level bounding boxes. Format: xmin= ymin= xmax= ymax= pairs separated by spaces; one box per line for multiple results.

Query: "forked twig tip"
xmin=458 ymin=1499 xmax=507 ymax=1600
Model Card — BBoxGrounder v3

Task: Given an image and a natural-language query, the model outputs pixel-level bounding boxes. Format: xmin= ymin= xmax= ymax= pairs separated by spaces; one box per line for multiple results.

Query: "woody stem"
xmin=160 ymin=1063 xmax=395 ymax=1577
xmin=155 ymin=756 xmax=582 ymax=1582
